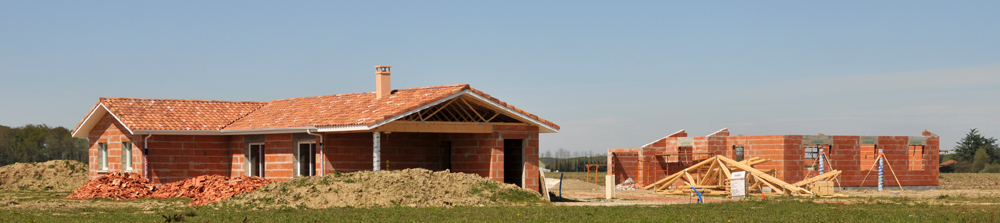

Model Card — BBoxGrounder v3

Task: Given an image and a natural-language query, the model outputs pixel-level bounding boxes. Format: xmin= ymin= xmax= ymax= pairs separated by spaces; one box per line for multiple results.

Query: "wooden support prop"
xmin=882 ymin=156 xmax=907 ymax=194
xmin=857 ymin=155 xmax=882 ymax=189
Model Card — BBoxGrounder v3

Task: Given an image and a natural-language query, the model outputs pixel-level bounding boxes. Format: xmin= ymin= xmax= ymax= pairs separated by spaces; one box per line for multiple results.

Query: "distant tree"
xmin=972 ymin=148 xmax=991 ymax=173
xmin=0 ymin=124 xmax=89 ymax=166
xmin=954 ymin=129 xmax=999 ymax=161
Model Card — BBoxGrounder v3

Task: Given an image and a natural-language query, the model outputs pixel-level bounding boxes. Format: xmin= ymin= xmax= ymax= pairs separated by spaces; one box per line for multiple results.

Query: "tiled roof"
xmin=225 ymin=84 xmax=467 ymax=129
xmin=100 ymin=98 xmax=265 ymax=131
xmin=75 ymin=84 xmax=559 ymax=133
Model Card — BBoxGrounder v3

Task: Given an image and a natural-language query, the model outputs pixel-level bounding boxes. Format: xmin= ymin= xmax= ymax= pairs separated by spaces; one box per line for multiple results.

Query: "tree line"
xmin=943 ymin=128 xmax=1000 ymax=173
xmin=540 ymin=148 xmax=607 ymax=172
xmin=0 ymin=124 xmax=89 ymax=166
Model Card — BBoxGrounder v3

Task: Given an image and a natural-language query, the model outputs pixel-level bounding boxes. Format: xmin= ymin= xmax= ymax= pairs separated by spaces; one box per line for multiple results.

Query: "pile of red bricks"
xmin=151 ymin=175 xmax=272 ymax=206
xmin=66 ymin=172 xmax=155 ymax=200
xmin=66 ymin=172 xmax=272 ymax=206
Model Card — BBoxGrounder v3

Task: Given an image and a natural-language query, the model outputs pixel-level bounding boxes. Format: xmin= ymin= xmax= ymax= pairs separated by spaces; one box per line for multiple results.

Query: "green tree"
xmin=954 ymin=129 xmax=999 ymax=161
xmin=0 ymin=124 xmax=90 ymax=166
xmin=972 ymin=147 xmax=991 ymax=173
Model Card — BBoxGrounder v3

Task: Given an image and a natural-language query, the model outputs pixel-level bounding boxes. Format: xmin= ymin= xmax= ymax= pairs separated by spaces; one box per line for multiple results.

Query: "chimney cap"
xmin=375 ymin=65 xmax=391 ymax=73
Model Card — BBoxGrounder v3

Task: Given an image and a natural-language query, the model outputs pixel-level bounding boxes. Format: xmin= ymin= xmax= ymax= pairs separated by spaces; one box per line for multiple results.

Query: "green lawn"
xmin=3 ymin=197 xmax=998 ymax=222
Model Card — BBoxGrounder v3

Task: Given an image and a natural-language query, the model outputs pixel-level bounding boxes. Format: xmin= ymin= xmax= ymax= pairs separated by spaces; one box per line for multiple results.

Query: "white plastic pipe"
xmin=144 ymin=133 xmax=152 ymax=178
xmin=306 ymin=129 xmax=324 ymax=176
xmin=373 ymin=131 xmax=381 ymax=172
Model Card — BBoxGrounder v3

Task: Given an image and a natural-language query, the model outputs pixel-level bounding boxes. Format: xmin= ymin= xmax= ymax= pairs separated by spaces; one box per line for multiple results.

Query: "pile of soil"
xmin=151 ymin=175 xmax=272 ymax=206
xmin=66 ymin=172 xmax=155 ymax=200
xmin=66 ymin=172 xmax=272 ymax=206
xmin=219 ymin=168 xmax=543 ymax=209
xmin=0 ymin=160 xmax=88 ymax=191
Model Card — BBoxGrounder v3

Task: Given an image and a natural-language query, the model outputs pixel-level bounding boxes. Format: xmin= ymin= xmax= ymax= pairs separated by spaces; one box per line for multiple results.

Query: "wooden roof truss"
xmin=398 ymin=96 xmax=521 ymax=124
xmin=643 ymin=155 xmax=847 ymax=197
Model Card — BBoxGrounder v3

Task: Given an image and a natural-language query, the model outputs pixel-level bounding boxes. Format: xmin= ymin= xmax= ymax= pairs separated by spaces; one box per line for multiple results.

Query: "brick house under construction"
xmin=71 ymin=66 xmax=559 ymax=193
xmin=609 ymin=128 xmax=940 ymax=190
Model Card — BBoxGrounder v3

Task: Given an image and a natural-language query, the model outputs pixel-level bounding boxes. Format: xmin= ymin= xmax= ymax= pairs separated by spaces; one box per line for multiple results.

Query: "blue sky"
xmin=2 ymin=1 xmax=998 ymax=153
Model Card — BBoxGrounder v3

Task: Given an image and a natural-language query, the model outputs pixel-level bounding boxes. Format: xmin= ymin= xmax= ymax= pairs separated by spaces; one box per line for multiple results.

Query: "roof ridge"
xmin=101 ymin=97 xmax=264 ymax=104
xmin=266 ymin=84 xmax=469 ymax=103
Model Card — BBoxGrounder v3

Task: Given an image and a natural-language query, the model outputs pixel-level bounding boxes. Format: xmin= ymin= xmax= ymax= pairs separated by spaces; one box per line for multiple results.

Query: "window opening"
xmin=908 ymin=145 xmax=924 ymax=170
xmin=99 ymin=143 xmax=108 ymax=170
xmin=122 ymin=142 xmax=132 ymax=171
xmin=733 ymin=145 xmax=745 ymax=162
xmin=860 ymin=145 xmax=878 ymax=170
xmin=804 ymin=147 xmax=819 ymax=159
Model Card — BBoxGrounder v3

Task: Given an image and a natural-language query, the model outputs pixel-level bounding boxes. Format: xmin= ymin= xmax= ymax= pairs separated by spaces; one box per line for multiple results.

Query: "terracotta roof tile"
xmin=100 ymin=98 xmax=265 ymax=131
xmin=225 ymin=84 xmax=469 ymax=129
xmin=77 ymin=84 xmax=560 ymax=132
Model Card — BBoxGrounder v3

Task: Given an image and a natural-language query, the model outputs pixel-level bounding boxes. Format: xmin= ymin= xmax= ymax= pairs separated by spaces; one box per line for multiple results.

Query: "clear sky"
xmin=2 ymin=1 xmax=998 ymax=154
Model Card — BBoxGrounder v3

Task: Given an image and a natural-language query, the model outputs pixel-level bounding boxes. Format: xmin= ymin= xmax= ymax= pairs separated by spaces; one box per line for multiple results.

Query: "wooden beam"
xmin=375 ymin=121 xmax=493 ymax=133
xmin=486 ymin=112 xmax=500 ymax=123
xmin=644 ymin=157 xmax=718 ymax=190
xmin=460 ymin=98 xmax=487 ymax=122
xmin=717 ymin=156 xmax=811 ymax=195
xmin=792 ymin=170 xmax=842 ymax=187
xmin=424 ymin=99 xmax=457 ymax=121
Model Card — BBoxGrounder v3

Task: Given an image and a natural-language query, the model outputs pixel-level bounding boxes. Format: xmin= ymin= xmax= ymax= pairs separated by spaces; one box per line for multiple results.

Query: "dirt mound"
xmin=219 ymin=168 xmax=543 ymax=209
xmin=65 ymin=172 xmax=155 ymax=200
xmin=0 ymin=160 xmax=88 ymax=191
xmin=151 ymin=175 xmax=272 ymax=206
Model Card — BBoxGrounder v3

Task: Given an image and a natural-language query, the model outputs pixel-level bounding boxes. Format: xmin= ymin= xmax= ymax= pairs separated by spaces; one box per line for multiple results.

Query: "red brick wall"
xmin=320 ymin=125 xmax=542 ymax=193
xmin=611 ymin=132 xmax=940 ymax=189
xmin=87 ymin=118 xmax=543 ymax=192
xmin=87 ymin=114 xmax=142 ymax=179
xmin=609 ymin=149 xmax=639 ymax=184
xmin=145 ymin=135 xmax=232 ymax=184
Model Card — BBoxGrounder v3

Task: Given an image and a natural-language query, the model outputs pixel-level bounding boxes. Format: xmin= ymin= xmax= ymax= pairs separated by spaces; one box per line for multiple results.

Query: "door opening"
xmin=248 ymin=144 xmax=265 ymax=177
xmin=297 ymin=142 xmax=316 ymax=176
xmin=503 ymin=139 xmax=524 ymax=188
xmin=441 ymin=141 xmax=452 ymax=171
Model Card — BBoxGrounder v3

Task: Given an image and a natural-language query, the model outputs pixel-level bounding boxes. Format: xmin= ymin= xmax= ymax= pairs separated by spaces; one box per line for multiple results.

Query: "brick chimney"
xmin=375 ymin=65 xmax=392 ymax=99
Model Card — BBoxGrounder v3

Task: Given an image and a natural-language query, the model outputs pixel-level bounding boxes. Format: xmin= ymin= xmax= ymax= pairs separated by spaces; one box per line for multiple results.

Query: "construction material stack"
xmin=642 ymin=155 xmax=846 ymax=198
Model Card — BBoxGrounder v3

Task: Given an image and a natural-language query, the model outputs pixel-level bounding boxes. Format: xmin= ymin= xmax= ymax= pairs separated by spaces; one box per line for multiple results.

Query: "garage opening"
xmin=503 ymin=139 xmax=523 ymax=188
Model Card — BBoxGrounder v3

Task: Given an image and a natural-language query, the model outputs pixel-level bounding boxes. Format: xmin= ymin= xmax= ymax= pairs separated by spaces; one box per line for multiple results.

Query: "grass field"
xmin=3 ymin=195 xmax=999 ymax=222
xmin=3 ymin=173 xmax=1000 ymax=222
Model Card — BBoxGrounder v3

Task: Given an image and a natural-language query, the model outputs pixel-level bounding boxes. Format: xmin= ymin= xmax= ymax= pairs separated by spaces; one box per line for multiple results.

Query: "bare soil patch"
xmin=939 ymin=173 xmax=1000 ymax=190
xmin=218 ymin=168 xmax=543 ymax=209
xmin=0 ymin=160 xmax=88 ymax=192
